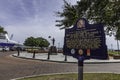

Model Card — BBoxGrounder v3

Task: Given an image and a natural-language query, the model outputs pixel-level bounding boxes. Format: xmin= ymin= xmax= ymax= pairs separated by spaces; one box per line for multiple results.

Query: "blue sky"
xmin=0 ymin=0 xmax=119 ymax=49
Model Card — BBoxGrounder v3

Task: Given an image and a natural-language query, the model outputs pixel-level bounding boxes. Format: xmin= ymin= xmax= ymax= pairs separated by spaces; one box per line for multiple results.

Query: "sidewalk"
xmin=12 ymin=52 xmax=120 ymax=64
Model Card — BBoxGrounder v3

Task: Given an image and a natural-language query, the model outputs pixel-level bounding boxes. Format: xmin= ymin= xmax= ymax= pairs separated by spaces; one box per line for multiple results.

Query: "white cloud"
xmin=1 ymin=0 xmax=119 ymax=49
xmin=17 ymin=0 xmax=30 ymax=17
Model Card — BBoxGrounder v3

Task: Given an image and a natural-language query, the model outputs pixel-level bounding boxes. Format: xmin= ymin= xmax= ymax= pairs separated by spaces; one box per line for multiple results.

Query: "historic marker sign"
xmin=63 ymin=18 xmax=108 ymax=60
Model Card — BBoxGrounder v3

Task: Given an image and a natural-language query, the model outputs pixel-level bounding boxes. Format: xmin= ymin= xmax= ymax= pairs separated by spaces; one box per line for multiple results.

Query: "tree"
xmin=36 ymin=37 xmax=50 ymax=48
xmin=56 ymin=0 xmax=77 ymax=29
xmin=24 ymin=37 xmax=50 ymax=48
xmin=24 ymin=37 xmax=37 ymax=47
xmin=0 ymin=26 xmax=7 ymax=34
xmin=56 ymin=0 xmax=120 ymax=35
xmin=86 ymin=0 xmax=120 ymax=35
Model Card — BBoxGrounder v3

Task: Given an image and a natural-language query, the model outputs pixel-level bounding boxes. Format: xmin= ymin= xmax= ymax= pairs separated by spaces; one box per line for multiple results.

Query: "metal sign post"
xmin=78 ymin=56 xmax=84 ymax=80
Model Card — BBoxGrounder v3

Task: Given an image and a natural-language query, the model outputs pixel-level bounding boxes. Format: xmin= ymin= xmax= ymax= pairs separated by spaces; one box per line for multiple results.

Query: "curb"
xmin=12 ymin=55 xmax=120 ymax=64
xmin=11 ymin=72 xmax=77 ymax=80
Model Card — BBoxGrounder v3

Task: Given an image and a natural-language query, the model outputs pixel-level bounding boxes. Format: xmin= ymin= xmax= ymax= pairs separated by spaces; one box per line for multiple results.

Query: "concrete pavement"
xmin=0 ymin=51 xmax=78 ymax=80
xmin=13 ymin=52 xmax=120 ymax=64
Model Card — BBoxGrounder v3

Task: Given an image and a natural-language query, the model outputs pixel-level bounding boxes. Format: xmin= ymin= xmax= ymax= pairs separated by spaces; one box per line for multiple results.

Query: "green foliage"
xmin=0 ymin=26 xmax=7 ymax=34
xmin=56 ymin=0 xmax=77 ymax=29
xmin=36 ymin=37 xmax=50 ymax=48
xmin=24 ymin=37 xmax=37 ymax=47
xmin=24 ymin=37 xmax=50 ymax=48
xmin=56 ymin=0 xmax=120 ymax=35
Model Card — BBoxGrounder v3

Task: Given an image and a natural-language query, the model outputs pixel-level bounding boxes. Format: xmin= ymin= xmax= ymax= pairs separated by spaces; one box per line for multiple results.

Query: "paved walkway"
xmin=13 ymin=52 xmax=120 ymax=63
xmin=0 ymin=51 xmax=120 ymax=80
xmin=0 ymin=51 xmax=78 ymax=80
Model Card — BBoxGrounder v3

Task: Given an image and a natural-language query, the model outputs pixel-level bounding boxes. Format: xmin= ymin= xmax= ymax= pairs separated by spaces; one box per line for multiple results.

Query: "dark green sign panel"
xmin=63 ymin=18 xmax=108 ymax=60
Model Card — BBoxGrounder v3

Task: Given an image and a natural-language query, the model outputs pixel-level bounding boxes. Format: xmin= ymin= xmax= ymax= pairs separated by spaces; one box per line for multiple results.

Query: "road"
xmin=84 ymin=63 xmax=120 ymax=74
xmin=0 ymin=51 xmax=120 ymax=80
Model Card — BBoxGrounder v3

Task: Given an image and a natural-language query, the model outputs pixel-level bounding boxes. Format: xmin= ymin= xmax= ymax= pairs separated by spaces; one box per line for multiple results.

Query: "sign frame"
xmin=63 ymin=18 xmax=108 ymax=60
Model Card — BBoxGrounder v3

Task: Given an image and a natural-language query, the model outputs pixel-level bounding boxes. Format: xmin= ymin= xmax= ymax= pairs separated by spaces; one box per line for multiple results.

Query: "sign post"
xmin=63 ymin=18 xmax=108 ymax=80
xmin=78 ymin=57 xmax=84 ymax=80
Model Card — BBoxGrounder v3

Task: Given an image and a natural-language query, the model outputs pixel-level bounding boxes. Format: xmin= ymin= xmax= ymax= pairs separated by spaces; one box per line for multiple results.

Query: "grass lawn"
xmin=18 ymin=73 xmax=120 ymax=80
